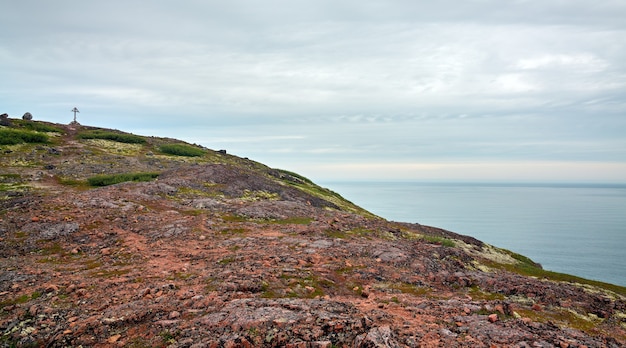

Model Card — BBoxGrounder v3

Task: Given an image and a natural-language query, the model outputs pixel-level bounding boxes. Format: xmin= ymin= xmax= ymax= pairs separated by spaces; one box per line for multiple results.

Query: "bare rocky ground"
xmin=1 ymin=120 xmax=625 ymax=347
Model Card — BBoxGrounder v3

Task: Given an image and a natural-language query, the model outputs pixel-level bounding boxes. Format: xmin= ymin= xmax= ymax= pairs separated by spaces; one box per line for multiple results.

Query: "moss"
xmin=466 ymin=285 xmax=506 ymax=301
xmin=217 ymin=257 xmax=236 ymax=265
xmin=515 ymin=307 xmax=605 ymax=335
xmin=241 ymin=189 xmax=280 ymax=201
xmin=87 ymin=172 xmax=159 ymax=187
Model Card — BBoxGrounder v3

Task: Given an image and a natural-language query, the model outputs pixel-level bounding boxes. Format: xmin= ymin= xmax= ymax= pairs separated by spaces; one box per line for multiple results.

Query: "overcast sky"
xmin=2 ymin=1 xmax=625 ymax=182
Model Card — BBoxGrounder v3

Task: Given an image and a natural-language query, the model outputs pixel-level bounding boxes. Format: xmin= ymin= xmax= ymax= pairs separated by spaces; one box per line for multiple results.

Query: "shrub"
xmin=0 ymin=129 xmax=49 ymax=145
xmin=77 ymin=130 xmax=146 ymax=144
xmin=159 ymin=144 xmax=206 ymax=157
xmin=87 ymin=172 xmax=159 ymax=187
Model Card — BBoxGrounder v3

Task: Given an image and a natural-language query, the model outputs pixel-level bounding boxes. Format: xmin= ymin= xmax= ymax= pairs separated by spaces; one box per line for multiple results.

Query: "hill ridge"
xmin=1 ymin=119 xmax=624 ymax=347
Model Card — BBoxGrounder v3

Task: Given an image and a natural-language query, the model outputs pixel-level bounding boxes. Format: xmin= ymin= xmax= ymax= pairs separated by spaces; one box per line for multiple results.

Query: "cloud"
xmin=1 ymin=1 xmax=625 ymax=182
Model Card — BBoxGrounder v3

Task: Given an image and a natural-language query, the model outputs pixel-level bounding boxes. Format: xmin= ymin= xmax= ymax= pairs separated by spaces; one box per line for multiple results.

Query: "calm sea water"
xmin=320 ymin=181 xmax=626 ymax=287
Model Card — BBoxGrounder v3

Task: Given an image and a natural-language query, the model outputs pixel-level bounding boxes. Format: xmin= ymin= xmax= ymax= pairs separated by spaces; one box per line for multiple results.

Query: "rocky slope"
xmin=1 ymin=119 xmax=625 ymax=347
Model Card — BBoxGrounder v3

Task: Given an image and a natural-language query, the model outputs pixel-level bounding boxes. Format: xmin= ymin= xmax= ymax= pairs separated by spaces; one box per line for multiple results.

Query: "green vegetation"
xmin=159 ymin=143 xmax=206 ymax=157
xmin=0 ymin=129 xmax=49 ymax=145
xmin=0 ymin=291 xmax=43 ymax=310
xmin=241 ymin=189 xmax=280 ymax=201
xmin=12 ymin=120 xmax=64 ymax=133
xmin=77 ymin=130 xmax=146 ymax=144
xmin=482 ymin=252 xmax=626 ymax=297
xmin=422 ymin=235 xmax=456 ymax=247
xmin=87 ymin=172 xmax=159 ymax=187
xmin=265 ymin=217 xmax=313 ymax=225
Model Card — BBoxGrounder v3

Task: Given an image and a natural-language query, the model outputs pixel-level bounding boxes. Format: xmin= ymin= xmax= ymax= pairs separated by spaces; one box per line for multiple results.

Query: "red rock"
xmin=488 ymin=314 xmax=499 ymax=323
xmin=494 ymin=304 xmax=505 ymax=314
xmin=45 ymin=284 xmax=59 ymax=293
xmin=31 ymin=216 xmax=40 ymax=222
xmin=107 ymin=334 xmax=121 ymax=343
xmin=532 ymin=303 xmax=543 ymax=311
xmin=28 ymin=305 xmax=38 ymax=317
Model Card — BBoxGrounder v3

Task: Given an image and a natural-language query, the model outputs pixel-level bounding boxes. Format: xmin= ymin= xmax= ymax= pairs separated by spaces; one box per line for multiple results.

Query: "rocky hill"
xmin=1 ymin=119 xmax=624 ymax=347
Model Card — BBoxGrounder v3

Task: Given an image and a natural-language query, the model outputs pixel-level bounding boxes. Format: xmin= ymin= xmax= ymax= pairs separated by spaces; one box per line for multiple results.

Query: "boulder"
xmin=0 ymin=113 xmax=9 ymax=126
xmin=22 ymin=112 xmax=33 ymax=120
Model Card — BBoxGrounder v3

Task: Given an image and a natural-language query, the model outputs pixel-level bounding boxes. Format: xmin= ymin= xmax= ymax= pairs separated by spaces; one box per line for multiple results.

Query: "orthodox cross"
xmin=71 ymin=107 xmax=80 ymax=123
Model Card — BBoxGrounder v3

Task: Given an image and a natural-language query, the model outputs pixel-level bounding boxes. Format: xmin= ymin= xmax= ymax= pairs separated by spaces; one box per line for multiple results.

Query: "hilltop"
xmin=1 ymin=119 xmax=625 ymax=347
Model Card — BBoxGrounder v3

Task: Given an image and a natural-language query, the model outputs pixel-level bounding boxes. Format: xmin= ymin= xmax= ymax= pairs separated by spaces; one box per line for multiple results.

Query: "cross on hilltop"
xmin=71 ymin=107 xmax=80 ymax=125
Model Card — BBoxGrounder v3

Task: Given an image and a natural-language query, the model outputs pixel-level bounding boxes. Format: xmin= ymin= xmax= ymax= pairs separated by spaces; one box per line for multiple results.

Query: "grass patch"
xmin=159 ymin=143 xmax=206 ymax=157
xmin=0 ymin=129 xmax=48 ymax=145
xmin=467 ymin=285 xmax=506 ymax=301
xmin=221 ymin=214 xmax=249 ymax=222
xmin=77 ymin=130 xmax=146 ymax=144
xmin=422 ymin=235 xmax=455 ymax=247
xmin=87 ymin=172 xmax=159 ymax=187
xmin=13 ymin=120 xmax=63 ymax=133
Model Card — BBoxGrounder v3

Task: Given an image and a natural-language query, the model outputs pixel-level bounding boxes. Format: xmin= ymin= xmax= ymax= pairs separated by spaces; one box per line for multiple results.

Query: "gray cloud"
xmin=2 ymin=1 xmax=625 ymax=181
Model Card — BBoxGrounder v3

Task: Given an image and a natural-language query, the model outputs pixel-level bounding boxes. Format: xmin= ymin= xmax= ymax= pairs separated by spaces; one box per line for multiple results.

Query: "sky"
xmin=2 ymin=0 xmax=626 ymax=183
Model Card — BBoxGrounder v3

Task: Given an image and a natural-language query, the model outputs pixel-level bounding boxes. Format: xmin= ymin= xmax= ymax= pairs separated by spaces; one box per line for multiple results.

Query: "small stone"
xmin=488 ymin=314 xmax=498 ymax=323
xmin=63 ymin=329 xmax=72 ymax=335
xmin=31 ymin=216 xmax=40 ymax=222
xmin=199 ymin=235 xmax=206 ymax=241
xmin=559 ymin=342 xmax=569 ymax=348
xmin=168 ymin=311 xmax=181 ymax=319
xmin=28 ymin=305 xmax=38 ymax=317
xmin=45 ymin=284 xmax=59 ymax=293
xmin=107 ymin=334 xmax=121 ymax=343
xmin=532 ymin=303 xmax=543 ymax=311
xmin=495 ymin=304 xmax=505 ymax=314
xmin=100 ymin=248 xmax=111 ymax=255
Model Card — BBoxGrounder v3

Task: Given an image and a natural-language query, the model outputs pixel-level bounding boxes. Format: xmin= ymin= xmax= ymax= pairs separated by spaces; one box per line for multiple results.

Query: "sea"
xmin=319 ymin=181 xmax=626 ymax=287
